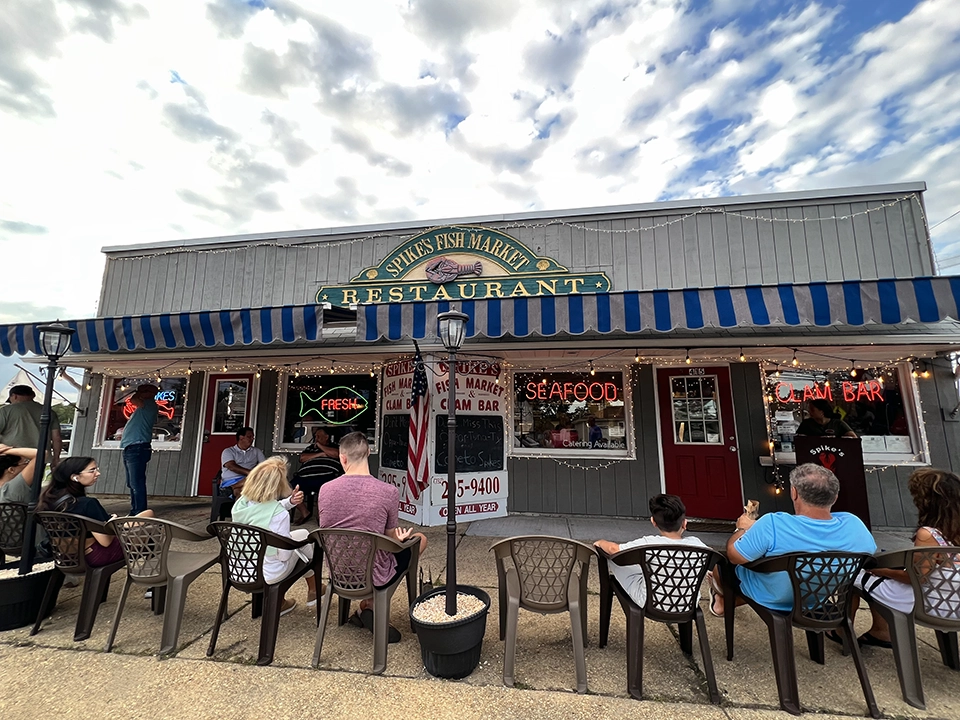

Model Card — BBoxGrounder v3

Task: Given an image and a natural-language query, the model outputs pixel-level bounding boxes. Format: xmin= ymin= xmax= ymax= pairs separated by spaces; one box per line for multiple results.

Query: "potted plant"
xmin=409 ymin=312 xmax=490 ymax=679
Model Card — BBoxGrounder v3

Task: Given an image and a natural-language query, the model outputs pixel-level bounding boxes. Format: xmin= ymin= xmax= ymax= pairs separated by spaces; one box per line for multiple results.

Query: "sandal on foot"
xmin=858 ymin=632 xmax=892 ymax=649
xmin=707 ymin=585 xmax=723 ymax=618
xmin=358 ymin=608 xmax=402 ymax=644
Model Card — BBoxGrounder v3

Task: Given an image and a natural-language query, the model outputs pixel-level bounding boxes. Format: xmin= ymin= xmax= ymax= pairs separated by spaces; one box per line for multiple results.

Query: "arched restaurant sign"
xmin=316 ymin=225 xmax=611 ymax=307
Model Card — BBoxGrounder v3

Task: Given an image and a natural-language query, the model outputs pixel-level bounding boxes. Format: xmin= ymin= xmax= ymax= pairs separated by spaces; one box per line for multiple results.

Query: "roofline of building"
xmin=102 ymin=181 xmax=928 ymax=255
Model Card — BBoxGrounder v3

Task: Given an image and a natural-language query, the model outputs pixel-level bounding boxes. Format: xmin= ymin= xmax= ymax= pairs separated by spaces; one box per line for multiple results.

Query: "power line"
xmin=931 ymin=207 xmax=960 ymax=231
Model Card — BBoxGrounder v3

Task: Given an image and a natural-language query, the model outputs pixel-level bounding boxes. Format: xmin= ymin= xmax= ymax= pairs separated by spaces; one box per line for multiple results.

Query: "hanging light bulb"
xmin=294 ymin=365 xmax=300 ymax=378
xmin=634 ymin=349 xmax=640 ymax=363
xmin=739 ymin=348 xmax=746 ymax=363
xmin=222 ymin=360 xmax=228 ymax=373
xmin=330 ymin=360 xmax=336 ymax=374
xmin=541 ymin=368 xmax=547 ymax=385
xmin=85 ymin=382 xmax=92 ymax=391
xmin=791 ymin=350 xmax=799 ymax=367
xmin=850 ymin=360 xmax=857 ymax=378
xmin=774 ymin=364 xmax=781 ymax=378
xmin=589 ymin=361 xmax=596 ymax=376
xmin=369 ymin=364 xmax=376 ymax=378
xmin=775 ymin=486 xmax=782 ymax=495
xmin=685 ymin=349 xmax=692 ymax=365
xmin=878 ymin=375 xmax=884 ymax=384
xmin=495 ymin=374 xmax=500 ymax=384
xmin=186 ymin=363 xmax=192 ymax=376
xmin=255 ymin=365 xmax=262 ymax=379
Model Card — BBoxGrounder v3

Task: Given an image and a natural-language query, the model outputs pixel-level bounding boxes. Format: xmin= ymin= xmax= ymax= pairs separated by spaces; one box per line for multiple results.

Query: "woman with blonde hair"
xmin=231 ymin=456 xmax=317 ymax=616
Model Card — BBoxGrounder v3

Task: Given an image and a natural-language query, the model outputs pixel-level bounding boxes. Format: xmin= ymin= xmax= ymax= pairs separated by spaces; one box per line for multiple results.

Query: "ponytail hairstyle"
xmin=39 ymin=456 xmax=93 ymax=511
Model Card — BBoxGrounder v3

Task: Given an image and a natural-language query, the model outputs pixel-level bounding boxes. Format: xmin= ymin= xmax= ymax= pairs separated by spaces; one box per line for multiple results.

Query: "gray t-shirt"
xmin=220 ymin=444 xmax=266 ymax=487
xmin=611 ymin=534 xmax=709 ymax=608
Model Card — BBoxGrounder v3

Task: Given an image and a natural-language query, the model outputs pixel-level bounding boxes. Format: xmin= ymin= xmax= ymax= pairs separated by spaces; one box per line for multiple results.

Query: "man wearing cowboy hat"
xmin=0 ymin=385 xmax=62 ymax=467
xmin=120 ymin=383 xmax=159 ymax=514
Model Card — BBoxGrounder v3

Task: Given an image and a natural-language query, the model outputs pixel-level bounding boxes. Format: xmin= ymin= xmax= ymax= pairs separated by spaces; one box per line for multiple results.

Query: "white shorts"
xmin=264 ymin=528 xmax=315 ymax=584
xmin=855 ymin=570 xmax=914 ymax=614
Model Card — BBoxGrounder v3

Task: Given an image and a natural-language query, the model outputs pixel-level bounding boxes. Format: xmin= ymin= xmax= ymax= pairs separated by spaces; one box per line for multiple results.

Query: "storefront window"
xmin=766 ymin=364 xmax=922 ymax=460
xmin=512 ymin=370 xmax=630 ymax=456
xmin=276 ymin=373 xmax=378 ymax=450
xmin=96 ymin=377 xmax=187 ymax=449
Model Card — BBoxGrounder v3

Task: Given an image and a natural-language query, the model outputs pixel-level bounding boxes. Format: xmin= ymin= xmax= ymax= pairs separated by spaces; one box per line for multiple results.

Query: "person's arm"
xmin=223 ymin=461 xmax=252 ymax=477
xmin=50 ymin=424 xmax=62 ymax=467
xmin=593 ymin=539 xmax=621 ymax=555
xmin=387 ymin=526 xmax=416 ymax=543
xmin=725 ymin=513 xmax=759 ymax=565
xmin=299 ymin=444 xmax=324 ymax=463
xmin=872 ymin=527 xmax=942 ymax=583
xmin=0 ymin=445 xmax=38 ymax=486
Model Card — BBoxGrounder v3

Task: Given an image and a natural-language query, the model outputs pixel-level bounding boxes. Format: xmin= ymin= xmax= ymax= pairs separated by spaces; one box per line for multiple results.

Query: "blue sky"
xmin=1 ymin=0 xmax=959 ymax=395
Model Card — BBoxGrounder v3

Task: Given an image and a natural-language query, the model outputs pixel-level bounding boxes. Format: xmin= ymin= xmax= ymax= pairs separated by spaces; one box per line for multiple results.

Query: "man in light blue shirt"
xmin=120 ymin=383 xmax=158 ymax=514
xmin=711 ymin=463 xmax=875 ymax=614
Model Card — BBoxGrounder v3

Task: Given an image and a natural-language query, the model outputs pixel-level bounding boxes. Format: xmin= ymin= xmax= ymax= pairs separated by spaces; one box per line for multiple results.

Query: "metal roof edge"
xmin=101 ymin=182 xmax=928 ymax=256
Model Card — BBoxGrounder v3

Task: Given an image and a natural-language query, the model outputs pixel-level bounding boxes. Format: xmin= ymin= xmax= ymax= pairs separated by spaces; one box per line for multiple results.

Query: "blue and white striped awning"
xmin=0 ymin=305 xmax=328 ymax=357
xmin=359 ymin=276 xmax=960 ymax=342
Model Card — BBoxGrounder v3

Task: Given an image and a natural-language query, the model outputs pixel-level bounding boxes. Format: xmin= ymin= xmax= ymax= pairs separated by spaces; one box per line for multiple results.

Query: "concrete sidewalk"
xmin=1 ymin=496 xmax=955 ymax=720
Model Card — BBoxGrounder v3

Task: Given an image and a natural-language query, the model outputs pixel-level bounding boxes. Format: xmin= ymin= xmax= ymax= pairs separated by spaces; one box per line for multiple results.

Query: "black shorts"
xmin=375 ymin=547 xmax=412 ymax=589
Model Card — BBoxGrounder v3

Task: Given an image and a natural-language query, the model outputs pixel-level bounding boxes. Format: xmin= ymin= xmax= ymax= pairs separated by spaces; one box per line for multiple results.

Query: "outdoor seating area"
xmin=2 ymin=496 xmax=959 ymax=719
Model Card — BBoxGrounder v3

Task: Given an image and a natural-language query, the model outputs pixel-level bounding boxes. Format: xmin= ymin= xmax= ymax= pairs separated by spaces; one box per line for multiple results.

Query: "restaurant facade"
xmin=3 ymin=182 xmax=959 ymax=528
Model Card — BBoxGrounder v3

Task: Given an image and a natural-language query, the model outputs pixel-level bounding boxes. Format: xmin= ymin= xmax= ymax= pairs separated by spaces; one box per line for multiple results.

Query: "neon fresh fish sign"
xmin=299 ymin=387 xmax=368 ymax=425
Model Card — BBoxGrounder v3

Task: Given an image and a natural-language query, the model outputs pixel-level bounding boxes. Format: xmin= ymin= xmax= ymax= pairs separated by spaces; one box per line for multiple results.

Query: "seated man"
xmin=220 ymin=427 xmax=265 ymax=498
xmin=710 ymin=463 xmax=875 ymax=616
xmin=318 ymin=431 xmax=427 ymax=643
xmin=594 ymin=493 xmax=707 ymax=607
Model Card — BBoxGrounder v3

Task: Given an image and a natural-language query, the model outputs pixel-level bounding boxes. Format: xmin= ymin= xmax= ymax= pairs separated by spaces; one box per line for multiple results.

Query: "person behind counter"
xmin=796 ymin=398 xmax=858 ymax=438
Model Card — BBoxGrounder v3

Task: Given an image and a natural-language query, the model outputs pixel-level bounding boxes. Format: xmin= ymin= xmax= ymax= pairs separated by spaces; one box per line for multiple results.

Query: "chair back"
xmin=207 ymin=521 xmax=271 ymax=592
xmin=492 ymin=535 xmax=594 ymax=613
xmin=905 ymin=546 xmax=960 ymax=629
xmin=786 ymin=552 xmax=870 ymax=629
xmin=35 ymin=511 xmax=90 ymax=573
xmin=108 ymin=517 xmax=177 ymax=583
xmin=0 ymin=502 xmax=27 ymax=556
xmin=637 ymin=545 xmax=720 ymax=620
xmin=313 ymin=529 xmax=382 ymax=599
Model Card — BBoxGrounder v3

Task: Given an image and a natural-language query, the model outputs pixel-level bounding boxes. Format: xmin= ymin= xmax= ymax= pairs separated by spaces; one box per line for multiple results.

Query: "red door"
xmin=197 ymin=374 xmax=255 ymax=496
xmin=657 ymin=366 xmax=743 ymax=519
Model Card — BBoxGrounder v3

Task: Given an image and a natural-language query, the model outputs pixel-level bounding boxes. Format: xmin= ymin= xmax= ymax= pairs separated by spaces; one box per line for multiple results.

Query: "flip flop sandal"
xmin=858 ymin=633 xmax=893 ymax=649
xmin=707 ymin=585 xmax=723 ymax=618
xmin=347 ymin=611 xmax=364 ymax=628
xmin=358 ymin=608 xmax=402 ymax=643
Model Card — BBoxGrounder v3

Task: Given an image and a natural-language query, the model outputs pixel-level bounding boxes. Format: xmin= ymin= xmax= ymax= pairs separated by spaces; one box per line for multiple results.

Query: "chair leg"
xmin=876 ymin=605 xmax=925 ymax=709
xmin=935 ymin=630 xmax=960 ymax=670
xmin=598 ymin=572 xmax=613 ymax=649
xmin=806 ymin=630 xmax=825 ymax=665
xmin=721 ymin=562 xmax=737 ymax=661
xmin=763 ymin=614 xmax=802 ymax=716
xmin=498 ymin=562 xmax=507 ymax=642
xmin=74 ymin=568 xmax=112 ymax=641
xmin=337 ymin=597 xmax=351 ymax=626
xmin=207 ymin=583 xmax=231 ymax=657
xmin=624 ymin=606 xmax=645 ymax=700
xmin=257 ymin=586 xmax=283 ymax=666
xmin=372 ymin=588 xmax=395 ymax=675
xmin=158 ymin=578 xmax=190 ymax=656
xmin=843 ymin=619 xmax=880 ymax=719
xmin=678 ymin=621 xmax=693 ymax=656
xmin=502 ymin=592 xmax=520 ymax=687
xmin=568 ymin=592 xmax=588 ymax=694
xmin=30 ymin=570 xmax=65 ymax=636
xmin=695 ymin=610 xmax=721 ymax=704
xmin=251 ymin=591 xmax=263 ymax=619
xmin=312 ymin=582 xmax=335 ymax=667
xmin=152 ymin=585 xmax=166 ymax=615
xmin=104 ymin=576 xmax=133 ymax=652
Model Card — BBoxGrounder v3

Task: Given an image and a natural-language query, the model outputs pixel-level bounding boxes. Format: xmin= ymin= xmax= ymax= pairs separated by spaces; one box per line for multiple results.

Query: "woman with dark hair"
xmin=796 ymin=398 xmax=857 ymax=438
xmin=39 ymin=456 xmax=154 ymax=567
xmin=848 ymin=468 xmax=960 ymax=647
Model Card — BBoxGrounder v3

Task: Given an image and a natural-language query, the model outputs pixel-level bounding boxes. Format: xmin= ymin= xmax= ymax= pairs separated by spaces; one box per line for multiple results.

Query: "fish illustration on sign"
xmin=299 ymin=386 xmax=368 ymax=425
xmin=424 ymin=257 xmax=483 ymax=284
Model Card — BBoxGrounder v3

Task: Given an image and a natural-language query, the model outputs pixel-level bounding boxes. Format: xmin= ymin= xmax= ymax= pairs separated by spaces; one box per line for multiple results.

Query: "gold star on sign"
xmin=322 ymin=294 xmax=329 ymax=300
xmin=596 ymin=282 xmax=603 ymax=288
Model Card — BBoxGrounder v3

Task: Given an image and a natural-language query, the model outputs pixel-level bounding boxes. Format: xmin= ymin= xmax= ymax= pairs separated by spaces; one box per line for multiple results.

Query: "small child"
xmin=594 ymin=493 xmax=707 ymax=607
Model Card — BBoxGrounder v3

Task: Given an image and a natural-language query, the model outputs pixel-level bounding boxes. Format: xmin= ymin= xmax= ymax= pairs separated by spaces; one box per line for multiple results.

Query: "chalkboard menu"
xmin=435 ymin=415 xmax=505 ymax=473
xmin=380 ymin=414 xmax=410 ymax=469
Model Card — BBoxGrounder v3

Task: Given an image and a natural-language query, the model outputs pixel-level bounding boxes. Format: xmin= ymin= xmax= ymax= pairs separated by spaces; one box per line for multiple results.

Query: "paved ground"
xmin=1 ymin=496 xmax=955 ymax=720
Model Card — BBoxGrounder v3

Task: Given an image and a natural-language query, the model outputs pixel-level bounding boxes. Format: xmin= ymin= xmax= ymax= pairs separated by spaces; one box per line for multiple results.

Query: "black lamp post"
xmin=437 ymin=309 xmax=468 ymax=615
xmin=18 ymin=323 xmax=75 ymax=575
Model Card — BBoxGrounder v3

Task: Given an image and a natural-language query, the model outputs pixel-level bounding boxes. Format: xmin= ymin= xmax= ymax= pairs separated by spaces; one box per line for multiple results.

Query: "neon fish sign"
xmin=122 ymin=392 xmax=176 ymax=421
xmin=299 ymin=386 xmax=368 ymax=425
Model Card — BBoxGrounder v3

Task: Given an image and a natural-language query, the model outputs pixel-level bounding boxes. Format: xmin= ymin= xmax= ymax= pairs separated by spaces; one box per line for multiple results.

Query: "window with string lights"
xmin=94 ymin=377 xmax=187 ymax=450
xmin=765 ymin=361 xmax=926 ymax=464
xmin=511 ymin=369 xmax=633 ymax=458
xmin=274 ymin=372 xmax=378 ymax=452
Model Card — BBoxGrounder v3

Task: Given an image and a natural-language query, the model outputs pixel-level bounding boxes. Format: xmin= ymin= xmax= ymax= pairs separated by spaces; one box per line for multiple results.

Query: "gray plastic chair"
xmin=105 ymin=517 xmax=218 ymax=655
xmin=863 ymin=546 xmax=960 ymax=709
xmin=309 ymin=528 xmax=420 ymax=675
xmin=597 ymin=544 xmax=723 ymax=703
xmin=0 ymin=501 xmax=26 ymax=559
xmin=491 ymin=535 xmax=594 ymax=693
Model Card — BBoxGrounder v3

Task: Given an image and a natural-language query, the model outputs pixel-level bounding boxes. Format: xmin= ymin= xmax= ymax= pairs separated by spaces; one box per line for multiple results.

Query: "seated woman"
xmin=231 ymin=456 xmax=318 ymax=615
xmin=851 ymin=468 xmax=960 ymax=647
xmin=292 ymin=427 xmax=342 ymax=525
xmin=38 ymin=456 xmax=154 ymax=567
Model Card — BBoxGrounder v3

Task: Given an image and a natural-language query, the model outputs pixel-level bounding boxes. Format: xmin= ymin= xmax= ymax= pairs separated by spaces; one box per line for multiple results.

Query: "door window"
xmin=212 ymin=380 xmax=248 ymax=434
xmin=670 ymin=375 xmax=722 ymax=444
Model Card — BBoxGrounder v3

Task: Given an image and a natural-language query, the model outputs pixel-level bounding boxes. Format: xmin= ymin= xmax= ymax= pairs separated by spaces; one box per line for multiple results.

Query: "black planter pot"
xmin=410 ymin=585 xmax=490 ymax=679
xmin=0 ymin=565 xmax=56 ymax=631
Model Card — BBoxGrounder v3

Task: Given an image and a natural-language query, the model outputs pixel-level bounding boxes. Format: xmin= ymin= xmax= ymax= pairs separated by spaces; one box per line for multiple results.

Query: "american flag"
xmin=406 ymin=347 xmax=430 ymax=502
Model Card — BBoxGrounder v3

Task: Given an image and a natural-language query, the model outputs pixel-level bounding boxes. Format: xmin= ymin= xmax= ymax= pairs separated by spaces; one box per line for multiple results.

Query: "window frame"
xmin=92 ymin=376 xmax=189 ymax=451
xmin=507 ymin=365 xmax=635 ymax=460
xmin=273 ymin=370 xmax=380 ymax=453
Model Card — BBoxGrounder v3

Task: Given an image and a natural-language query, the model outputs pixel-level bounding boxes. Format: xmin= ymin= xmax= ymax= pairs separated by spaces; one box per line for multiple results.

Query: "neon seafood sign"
xmin=773 ymin=381 xmax=884 ymax=404
xmin=525 ymin=381 xmax=620 ymax=403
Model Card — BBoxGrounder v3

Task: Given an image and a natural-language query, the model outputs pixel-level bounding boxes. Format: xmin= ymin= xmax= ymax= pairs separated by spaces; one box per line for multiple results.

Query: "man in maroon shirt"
xmin=318 ymin=431 xmax=427 ymax=642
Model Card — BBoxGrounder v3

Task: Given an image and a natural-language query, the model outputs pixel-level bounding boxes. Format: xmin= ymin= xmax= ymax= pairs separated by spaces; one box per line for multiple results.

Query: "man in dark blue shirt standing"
xmin=120 ymin=383 xmax=158 ymax=514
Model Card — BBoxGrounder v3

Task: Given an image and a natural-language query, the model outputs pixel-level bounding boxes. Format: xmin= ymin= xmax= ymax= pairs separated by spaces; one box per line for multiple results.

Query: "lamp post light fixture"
xmin=437 ymin=309 xmax=469 ymax=616
xmin=19 ymin=323 xmax=75 ymax=575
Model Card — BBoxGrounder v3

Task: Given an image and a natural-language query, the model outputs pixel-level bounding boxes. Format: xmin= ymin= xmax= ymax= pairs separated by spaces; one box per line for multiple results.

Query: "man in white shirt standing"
xmin=220 ymin=427 xmax=265 ymax=497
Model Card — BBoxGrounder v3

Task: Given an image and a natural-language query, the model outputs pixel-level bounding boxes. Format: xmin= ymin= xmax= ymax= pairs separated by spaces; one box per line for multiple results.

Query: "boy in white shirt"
xmin=594 ymin=494 xmax=707 ymax=607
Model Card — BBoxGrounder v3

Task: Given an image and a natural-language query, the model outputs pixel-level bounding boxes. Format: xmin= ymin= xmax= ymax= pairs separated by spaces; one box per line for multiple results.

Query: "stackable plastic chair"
xmin=104 ymin=517 xmax=218 ymax=656
xmin=31 ymin=511 xmax=125 ymax=641
xmin=862 ymin=546 xmax=960 ymax=709
xmin=721 ymin=551 xmax=878 ymax=717
xmin=491 ymin=535 xmax=594 ymax=693
xmin=309 ymin=528 xmax=419 ymax=675
xmin=597 ymin=544 xmax=723 ymax=703
xmin=0 ymin=502 xmax=27 ymax=560
xmin=206 ymin=521 xmax=317 ymax=666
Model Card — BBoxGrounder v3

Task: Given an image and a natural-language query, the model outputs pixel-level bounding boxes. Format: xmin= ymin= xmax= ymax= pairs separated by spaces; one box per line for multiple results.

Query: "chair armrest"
xmin=374 ymin=533 xmax=417 ymax=554
xmin=82 ymin=518 xmax=113 ymax=536
xmin=871 ymin=549 xmax=908 ymax=570
xmin=742 ymin=555 xmax=792 ymax=573
xmin=166 ymin=520 xmax=214 ymax=542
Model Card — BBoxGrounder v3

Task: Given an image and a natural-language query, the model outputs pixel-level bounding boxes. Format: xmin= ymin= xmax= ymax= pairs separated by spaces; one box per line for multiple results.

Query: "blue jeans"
xmin=122 ymin=442 xmax=152 ymax=514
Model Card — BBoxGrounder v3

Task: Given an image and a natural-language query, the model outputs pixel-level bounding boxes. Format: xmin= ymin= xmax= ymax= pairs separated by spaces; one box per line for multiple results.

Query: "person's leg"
xmin=706 ymin=568 xmax=746 ymax=616
xmin=123 ymin=445 xmax=145 ymax=515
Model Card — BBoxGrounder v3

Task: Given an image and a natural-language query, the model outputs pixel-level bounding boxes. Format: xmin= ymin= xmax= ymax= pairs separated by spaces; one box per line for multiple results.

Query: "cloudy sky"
xmin=1 ymin=0 xmax=960 ymax=393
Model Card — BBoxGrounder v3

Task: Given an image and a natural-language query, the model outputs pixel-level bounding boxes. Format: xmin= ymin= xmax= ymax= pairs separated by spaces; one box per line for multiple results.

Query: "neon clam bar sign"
xmin=773 ymin=380 xmax=884 ymax=404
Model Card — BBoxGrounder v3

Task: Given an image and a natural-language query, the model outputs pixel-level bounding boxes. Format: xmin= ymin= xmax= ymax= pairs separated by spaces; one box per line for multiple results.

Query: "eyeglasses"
xmin=81 ymin=468 xmax=100 ymax=474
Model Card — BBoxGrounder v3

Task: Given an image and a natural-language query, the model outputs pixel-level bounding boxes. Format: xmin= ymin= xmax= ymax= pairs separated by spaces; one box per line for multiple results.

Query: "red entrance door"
xmin=656 ymin=366 xmax=743 ymax=519
xmin=197 ymin=373 xmax=255 ymax=496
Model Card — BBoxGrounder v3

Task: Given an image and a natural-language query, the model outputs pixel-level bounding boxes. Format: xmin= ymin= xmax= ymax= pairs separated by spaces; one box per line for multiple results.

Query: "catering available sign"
xmin=317 ymin=225 xmax=610 ymax=307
